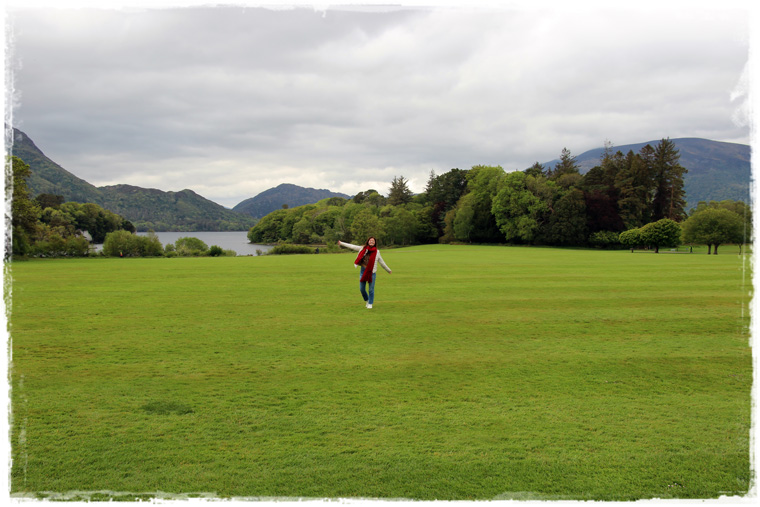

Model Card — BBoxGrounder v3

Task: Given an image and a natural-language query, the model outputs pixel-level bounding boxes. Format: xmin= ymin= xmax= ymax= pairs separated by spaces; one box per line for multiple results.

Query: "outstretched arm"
xmin=338 ymin=240 xmax=362 ymax=252
xmin=378 ymin=254 xmax=392 ymax=274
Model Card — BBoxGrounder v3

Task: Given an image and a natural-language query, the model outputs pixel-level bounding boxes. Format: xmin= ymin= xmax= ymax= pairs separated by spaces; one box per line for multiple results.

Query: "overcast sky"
xmin=3 ymin=1 xmax=753 ymax=208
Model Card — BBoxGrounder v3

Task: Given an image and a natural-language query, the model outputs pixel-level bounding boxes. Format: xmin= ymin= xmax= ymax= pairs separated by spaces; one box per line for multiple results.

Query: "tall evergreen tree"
xmin=387 ymin=176 xmax=413 ymax=206
xmin=650 ymin=138 xmax=687 ymax=221
xmin=548 ymin=148 xmax=580 ymax=180
xmin=524 ymin=162 xmax=546 ymax=178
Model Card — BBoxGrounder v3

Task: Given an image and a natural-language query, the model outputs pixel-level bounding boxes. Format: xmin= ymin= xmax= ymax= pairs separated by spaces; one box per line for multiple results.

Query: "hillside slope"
xmin=10 ymin=127 xmax=256 ymax=231
xmin=232 ymin=183 xmax=350 ymax=219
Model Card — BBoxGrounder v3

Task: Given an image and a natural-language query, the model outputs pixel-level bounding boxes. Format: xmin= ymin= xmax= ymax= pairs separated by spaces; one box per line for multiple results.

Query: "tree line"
xmin=8 ymin=156 xmax=137 ymax=258
xmin=248 ymin=139 xmax=751 ymax=253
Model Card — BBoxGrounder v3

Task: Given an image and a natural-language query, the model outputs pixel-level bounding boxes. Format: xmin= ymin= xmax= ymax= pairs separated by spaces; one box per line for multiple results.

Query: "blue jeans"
xmin=359 ymin=267 xmax=376 ymax=304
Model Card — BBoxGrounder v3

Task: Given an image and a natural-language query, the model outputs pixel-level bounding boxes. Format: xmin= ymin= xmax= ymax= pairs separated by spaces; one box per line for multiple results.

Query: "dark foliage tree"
xmin=543 ymin=189 xmax=588 ymax=246
xmin=524 ymin=162 xmax=546 ymax=178
xmin=34 ymin=193 xmax=65 ymax=210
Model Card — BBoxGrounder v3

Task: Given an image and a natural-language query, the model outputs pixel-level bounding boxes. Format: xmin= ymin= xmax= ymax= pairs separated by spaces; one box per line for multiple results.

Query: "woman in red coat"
xmin=338 ymin=237 xmax=392 ymax=309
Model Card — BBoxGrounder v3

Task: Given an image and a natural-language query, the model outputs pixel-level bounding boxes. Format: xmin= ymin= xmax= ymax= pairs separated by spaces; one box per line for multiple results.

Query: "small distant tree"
xmin=619 ymin=228 xmax=642 ymax=252
xmin=640 ymin=219 xmax=681 ymax=253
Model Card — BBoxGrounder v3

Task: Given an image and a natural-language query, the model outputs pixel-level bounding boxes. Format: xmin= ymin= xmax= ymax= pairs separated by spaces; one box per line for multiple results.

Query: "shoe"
xmin=367 ymin=304 xmax=373 ymax=309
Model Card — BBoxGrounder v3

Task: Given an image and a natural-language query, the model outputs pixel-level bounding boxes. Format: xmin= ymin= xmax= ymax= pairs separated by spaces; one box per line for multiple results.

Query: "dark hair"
xmin=365 ymin=237 xmax=377 ymax=247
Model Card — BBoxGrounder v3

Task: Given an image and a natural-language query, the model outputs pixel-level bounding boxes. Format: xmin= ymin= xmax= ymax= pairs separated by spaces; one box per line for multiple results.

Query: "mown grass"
xmin=7 ymin=245 xmax=752 ymax=500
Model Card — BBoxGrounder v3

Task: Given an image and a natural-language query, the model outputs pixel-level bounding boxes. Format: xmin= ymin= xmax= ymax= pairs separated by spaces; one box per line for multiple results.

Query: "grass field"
xmin=6 ymin=244 xmax=753 ymax=500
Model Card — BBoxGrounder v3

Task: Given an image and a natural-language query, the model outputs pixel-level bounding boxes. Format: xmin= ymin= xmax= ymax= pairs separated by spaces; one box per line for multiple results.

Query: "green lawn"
xmin=7 ymin=245 xmax=753 ymax=500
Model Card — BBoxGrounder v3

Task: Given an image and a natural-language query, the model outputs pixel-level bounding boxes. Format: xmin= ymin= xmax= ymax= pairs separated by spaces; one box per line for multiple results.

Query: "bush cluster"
xmin=101 ymin=232 xmax=236 ymax=258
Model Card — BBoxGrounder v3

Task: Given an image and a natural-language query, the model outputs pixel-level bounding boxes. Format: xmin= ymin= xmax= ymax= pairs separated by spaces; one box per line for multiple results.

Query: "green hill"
xmin=232 ymin=183 xmax=350 ymax=219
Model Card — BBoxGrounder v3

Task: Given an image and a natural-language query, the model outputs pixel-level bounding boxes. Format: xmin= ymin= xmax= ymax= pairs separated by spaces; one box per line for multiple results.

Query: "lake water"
xmin=134 ymin=231 xmax=274 ymax=256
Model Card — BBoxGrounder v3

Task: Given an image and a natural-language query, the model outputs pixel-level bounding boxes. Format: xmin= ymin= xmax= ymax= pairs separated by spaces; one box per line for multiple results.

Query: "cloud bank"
xmin=6 ymin=2 xmax=751 ymax=207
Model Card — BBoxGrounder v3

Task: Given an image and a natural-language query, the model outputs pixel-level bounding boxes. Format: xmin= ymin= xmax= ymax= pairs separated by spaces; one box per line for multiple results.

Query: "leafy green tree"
xmin=311 ymin=207 xmax=342 ymax=237
xmin=291 ymin=217 xmax=313 ymax=244
xmin=491 ymin=171 xmax=550 ymax=243
xmin=352 ymin=189 xmax=386 ymax=207
xmin=460 ymin=165 xmax=505 ymax=242
xmin=8 ymin=156 xmax=41 ymax=257
xmin=681 ymin=207 xmax=744 ymax=255
xmin=382 ymin=207 xmax=419 ymax=245
xmin=640 ymin=219 xmax=681 ymax=253
xmin=440 ymin=207 xmax=457 ymax=244
xmin=452 ymin=194 xmax=476 ymax=242
xmin=350 ymin=208 xmax=383 ymax=244
xmin=57 ymin=201 xmax=125 ymax=243
xmin=689 ymin=200 xmax=751 ymax=247
xmin=248 ymin=208 xmax=288 ymax=243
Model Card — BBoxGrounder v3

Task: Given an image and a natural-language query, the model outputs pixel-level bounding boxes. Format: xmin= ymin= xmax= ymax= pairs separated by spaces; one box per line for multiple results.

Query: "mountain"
xmin=9 ymin=127 xmax=257 ymax=232
xmin=11 ymin=128 xmax=105 ymax=204
xmin=232 ymin=183 xmax=351 ymax=219
xmin=540 ymin=138 xmax=751 ymax=209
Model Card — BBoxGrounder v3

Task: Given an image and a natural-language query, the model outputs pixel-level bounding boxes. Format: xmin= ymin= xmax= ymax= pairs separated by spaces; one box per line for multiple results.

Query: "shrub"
xmin=270 ymin=244 xmax=313 ymax=255
xmin=174 ymin=237 xmax=209 ymax=256
xmin=588 ymin=231 xmax=621 ymax=249
xmin=102 ymin=230 xmax=164 ymax=257
xmin=208 ymin=245 xmax=224 ymax=257
xmin=29 ymin=234 xmax=90 ymax=257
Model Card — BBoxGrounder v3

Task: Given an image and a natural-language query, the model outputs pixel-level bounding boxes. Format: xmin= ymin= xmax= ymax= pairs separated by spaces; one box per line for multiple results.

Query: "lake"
xmin=134 ymin=231 xmax=274 ymax=256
